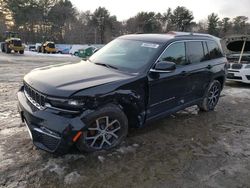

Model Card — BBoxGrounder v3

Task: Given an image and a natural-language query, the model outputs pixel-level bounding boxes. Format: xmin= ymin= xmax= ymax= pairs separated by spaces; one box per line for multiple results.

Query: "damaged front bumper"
xmin=17 ymin=87 xmax=89 ymax=154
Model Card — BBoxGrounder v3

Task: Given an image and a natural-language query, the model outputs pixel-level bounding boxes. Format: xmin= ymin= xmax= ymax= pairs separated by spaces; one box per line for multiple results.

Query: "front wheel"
xmin=198 ymin=80 xmax=222 ymax=111
xmin=77 ymin=105 xmax=128 ymax=152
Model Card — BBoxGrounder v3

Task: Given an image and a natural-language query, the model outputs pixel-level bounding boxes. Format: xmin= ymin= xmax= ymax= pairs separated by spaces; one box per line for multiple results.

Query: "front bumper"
xmin=17 ymin=88 xmax=88 ymax=153
xmin=227 ymin=69 xmax=250 ymax=84
xmin=45 ymin=47 xmax=56 ymax=53
xmin=10 ymin=45 xmax=25 ymax=51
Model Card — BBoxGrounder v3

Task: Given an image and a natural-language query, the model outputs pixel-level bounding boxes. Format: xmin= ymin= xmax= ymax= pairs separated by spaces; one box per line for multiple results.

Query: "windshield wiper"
xmin=94 ymin=62 xmax=118 ymax=70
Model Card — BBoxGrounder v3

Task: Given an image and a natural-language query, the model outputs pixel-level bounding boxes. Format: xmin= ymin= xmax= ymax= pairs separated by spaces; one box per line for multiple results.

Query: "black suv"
xmin=18 ymin=32 xmax=227 ymax=153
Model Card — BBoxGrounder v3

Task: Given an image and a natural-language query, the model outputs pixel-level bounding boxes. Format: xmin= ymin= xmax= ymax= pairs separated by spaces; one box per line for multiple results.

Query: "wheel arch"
xmin=214 ymin=75 xmax=225 ymax=89
xmin=84 ymin=90 xmax=146 ymax=128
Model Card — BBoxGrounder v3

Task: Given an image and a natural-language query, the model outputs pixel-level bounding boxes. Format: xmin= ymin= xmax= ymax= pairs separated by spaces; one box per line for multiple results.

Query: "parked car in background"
xmin=77 ymin=45 xmax=104 ymax=60
xmin=56 ymin=44 xmax=72 ymax=54
xmin=69 ymin=44 xmax=89 ymax=56
xmin=41 ymin=41 xmax=56 ymax=54
xmin=35 ymin=43 xmax=42 ymax=52
xmin=226 ymin=35 xmax=250 ymax=84
xmin=28 ymin=44 xmax=36 ymax=51
xmin=17 ymin=32 xmax=227 ymax=154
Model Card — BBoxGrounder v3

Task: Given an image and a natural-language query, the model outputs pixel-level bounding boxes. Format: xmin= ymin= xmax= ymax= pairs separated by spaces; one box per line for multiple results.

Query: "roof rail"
xmin=167 ymin=31 xmax=215 ymax=38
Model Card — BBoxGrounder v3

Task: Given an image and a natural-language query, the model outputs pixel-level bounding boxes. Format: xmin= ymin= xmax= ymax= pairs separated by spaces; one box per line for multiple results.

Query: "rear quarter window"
xmin=207 ymin=40 xmax=223 ymax=59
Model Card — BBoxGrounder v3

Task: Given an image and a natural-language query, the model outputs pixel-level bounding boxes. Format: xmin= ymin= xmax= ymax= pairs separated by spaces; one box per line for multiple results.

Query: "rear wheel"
xmin=6 ymin=46 xmax=11 ymax=53
xmin=1 ymin=43 xmax=5 ymax=52
xmin=19 ymin=50 xmax=24 ymax=54
xmin=77 ymin=105 xmax=128 ymax=152
xmin=198 ymin=80 xmax=222 ymax=111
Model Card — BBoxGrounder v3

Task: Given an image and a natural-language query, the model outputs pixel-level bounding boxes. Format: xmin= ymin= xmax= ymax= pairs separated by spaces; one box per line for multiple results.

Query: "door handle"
xmin=207 ymin=65 xmax=212 ymax=69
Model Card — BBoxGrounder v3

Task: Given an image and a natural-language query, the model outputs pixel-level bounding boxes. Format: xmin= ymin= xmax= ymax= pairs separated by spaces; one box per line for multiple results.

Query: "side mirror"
xmin=151 ymin=61 xmax=176 ymax=73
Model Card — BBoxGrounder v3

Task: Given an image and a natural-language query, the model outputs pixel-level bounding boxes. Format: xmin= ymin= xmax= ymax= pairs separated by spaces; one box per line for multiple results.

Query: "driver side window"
xmin=159 ymin=42 xmax=186 ymax=65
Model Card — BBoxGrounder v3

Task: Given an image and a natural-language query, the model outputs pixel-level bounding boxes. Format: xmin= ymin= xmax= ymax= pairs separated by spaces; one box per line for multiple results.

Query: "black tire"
xmin=77 ymin=104 xmax=128 ymax=152
xmin=6 ymin=47 xmax=11 ymax=53
xmin=19 ymin=50 xmax=24 ymax=54
xmin=198 ymin=80 xmax=222 ymax=111
xmin=1 ymin=43 xmax=5 ymax=52
xmin=42 ymin=47 xmax=46 ymax=53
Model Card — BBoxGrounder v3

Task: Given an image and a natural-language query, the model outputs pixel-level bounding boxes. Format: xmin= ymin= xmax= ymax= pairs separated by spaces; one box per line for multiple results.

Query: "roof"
xmin=119 ymin=31 xmax=218 ymax=43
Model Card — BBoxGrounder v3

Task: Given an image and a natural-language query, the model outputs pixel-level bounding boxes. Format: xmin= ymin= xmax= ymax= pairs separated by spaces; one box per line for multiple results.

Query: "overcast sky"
xmin=70 ymin=0 xmax=250 ymax=21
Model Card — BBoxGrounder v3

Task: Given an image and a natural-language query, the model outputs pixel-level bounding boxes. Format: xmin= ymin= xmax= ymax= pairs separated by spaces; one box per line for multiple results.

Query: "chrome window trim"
xmin=149 ymin=39 xmax=215 ymax=72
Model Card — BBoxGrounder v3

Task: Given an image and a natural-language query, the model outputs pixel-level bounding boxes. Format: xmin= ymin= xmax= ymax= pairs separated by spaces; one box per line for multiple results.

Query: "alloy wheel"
xmin=208 ymin=84 xmax=220 ymax=109
xmin=84 ymin=116 xmax=121 ymax=150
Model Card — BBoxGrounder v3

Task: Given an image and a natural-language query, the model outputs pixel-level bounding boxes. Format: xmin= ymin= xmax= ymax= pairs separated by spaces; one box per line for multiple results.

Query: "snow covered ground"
xmin=24 ymin=50 xmax=73 ymax=57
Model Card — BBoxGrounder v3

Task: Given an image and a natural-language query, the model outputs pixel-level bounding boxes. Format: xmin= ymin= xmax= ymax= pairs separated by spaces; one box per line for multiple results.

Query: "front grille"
xmin=24 ymin=83 xmax=46 ymax=110
xmin=231 ymin=63 xmax=243 ymax=69
xmin=32 ymin=129 xmax=61 ymax=151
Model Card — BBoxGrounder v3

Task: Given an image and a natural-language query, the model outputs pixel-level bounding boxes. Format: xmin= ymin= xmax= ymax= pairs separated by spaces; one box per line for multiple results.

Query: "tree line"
xmin=0 ymin=0 xmax=250 ymax=44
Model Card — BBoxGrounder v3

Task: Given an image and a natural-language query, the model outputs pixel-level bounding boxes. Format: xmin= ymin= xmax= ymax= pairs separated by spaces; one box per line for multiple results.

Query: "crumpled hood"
xmin=226 ymin=35 xmax=250 ymax=52
xmin=24 ymin=61 xmax=132 ymax=97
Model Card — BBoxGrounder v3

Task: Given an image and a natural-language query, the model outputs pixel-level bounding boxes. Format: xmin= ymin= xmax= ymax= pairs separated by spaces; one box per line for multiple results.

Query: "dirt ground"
xmin=0 ymin=51 xmax=250 ymax=188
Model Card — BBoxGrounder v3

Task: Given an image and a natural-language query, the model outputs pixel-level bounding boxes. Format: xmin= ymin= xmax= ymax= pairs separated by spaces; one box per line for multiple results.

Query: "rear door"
xmin=184 ymin=41 xmax=211 ymax=101
xmin=184 ymin=40 xmax=220 ymax=101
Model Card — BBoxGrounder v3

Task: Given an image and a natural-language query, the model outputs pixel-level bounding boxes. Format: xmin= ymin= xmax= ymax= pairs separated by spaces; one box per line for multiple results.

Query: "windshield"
xmin=89 ymin=38 xmax=162 ymax=72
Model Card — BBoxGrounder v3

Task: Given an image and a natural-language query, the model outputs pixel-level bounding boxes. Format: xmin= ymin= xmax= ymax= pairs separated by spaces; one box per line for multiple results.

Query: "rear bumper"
xmin=17 ymin=88 xmax=88 ymax=153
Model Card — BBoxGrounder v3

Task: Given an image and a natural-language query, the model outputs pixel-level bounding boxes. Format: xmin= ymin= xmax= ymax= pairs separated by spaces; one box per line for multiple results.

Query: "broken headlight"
xmin=47 ymin=98 xmax=85 ymax=110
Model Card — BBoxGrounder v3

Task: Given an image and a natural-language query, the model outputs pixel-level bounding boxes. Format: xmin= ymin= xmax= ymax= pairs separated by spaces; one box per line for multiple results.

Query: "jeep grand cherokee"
xmin=17 ymin=32 xmax=227 ymax=153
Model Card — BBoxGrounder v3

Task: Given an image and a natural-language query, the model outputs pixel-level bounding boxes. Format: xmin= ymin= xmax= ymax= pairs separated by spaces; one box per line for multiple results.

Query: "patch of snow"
xmin=24 ymin=51 xmax=73 ymax=57
xmin=64 ymin=171 xmax=81 ymax=185
xmin=178 ymin=106 xmax=199 ymax=115
xmin=0 ymin=145 xmax=5 ymax=160
xmin=223 ymin=88 xmax=250 ymax=99
xmin=42 ymin=158 xmax=65 ymax=176
xmin=0 ymin=158 xmax=14 ymax=169
xmin=0 ymin=127 xmax=25 ymax=136
xmin=116 ymin=145 xmax=136 ymax=154
xmin=0 ymin=111 xmax=12 ymax=119
xmin=132 ymin=143 xmax=139 ymax=148
xmin=98 ymin=155 xmax=105 ymax=163
xmin=64 ymin=154 xmax=85 ymax=161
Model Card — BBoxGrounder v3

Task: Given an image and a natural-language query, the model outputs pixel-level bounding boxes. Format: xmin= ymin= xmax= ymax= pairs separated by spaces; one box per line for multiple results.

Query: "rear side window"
xmin=160 ymin=42 xmax=186 ymax=65
xmin=207 ymin=41 xmax=223 ymax=59
xmin=186 ymin=41 xmax=205 ymax=63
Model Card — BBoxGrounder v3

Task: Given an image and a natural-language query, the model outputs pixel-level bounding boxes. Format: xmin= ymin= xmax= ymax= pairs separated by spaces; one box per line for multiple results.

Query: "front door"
xmin=147 ymin=41 xmax=190 ymax=119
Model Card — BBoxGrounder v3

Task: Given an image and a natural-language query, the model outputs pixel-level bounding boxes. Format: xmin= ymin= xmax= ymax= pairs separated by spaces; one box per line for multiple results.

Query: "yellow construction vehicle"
xmin=1 ymin=31 xmax=25 ymax=54
xmin=41 ymin=41 xmax=56 ymax=53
